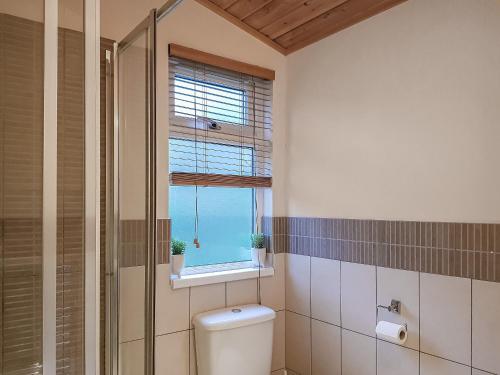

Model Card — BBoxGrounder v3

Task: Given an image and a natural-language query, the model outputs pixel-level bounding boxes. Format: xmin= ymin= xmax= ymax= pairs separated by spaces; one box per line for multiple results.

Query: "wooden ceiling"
xmin=195 ymin=0 xmax=407 ymax=55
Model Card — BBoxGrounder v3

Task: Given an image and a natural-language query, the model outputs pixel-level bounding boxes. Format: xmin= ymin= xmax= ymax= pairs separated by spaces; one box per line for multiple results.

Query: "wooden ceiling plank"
xmin=280 ymin=0 xmax=407 ymax=53
xmin=226 ymin=0 xmax=274 ymax=20
xmin=260 ymin=0 xmax=349 ymax=40
xmin=244 ymin=0 xmax=306 ymax=30
xmin=211 ymin=0 xmax=240 ymax=10
xmin=195 ymin=0 xmax=287 ymax=54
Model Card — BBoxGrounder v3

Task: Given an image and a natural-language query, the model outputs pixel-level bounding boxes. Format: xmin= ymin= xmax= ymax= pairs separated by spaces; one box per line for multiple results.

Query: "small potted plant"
xmin=171 ymin=238 xmax=187 ymax=275
xmin=251 ymin=233 xmax=266 ymax=267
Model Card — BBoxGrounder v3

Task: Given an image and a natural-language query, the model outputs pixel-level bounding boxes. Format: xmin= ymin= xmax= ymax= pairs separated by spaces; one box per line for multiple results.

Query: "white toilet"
xmin=193 ymin=304 xmax=276 ymax=375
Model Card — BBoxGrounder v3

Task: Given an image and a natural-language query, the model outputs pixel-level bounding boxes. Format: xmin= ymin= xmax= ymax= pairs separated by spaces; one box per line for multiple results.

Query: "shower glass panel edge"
xmin=114 ymin=10 xmax=156 ymax=375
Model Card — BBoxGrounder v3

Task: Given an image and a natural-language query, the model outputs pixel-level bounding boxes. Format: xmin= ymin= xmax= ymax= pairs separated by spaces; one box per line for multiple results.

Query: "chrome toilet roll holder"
xmin=377 ymin=299 xmax=401 ymax=314
xmin=376 ymin=299 xmax=408 ymax=331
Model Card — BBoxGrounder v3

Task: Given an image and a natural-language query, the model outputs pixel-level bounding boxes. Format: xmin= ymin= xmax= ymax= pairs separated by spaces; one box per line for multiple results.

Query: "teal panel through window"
xmin=170 ymin=186 xmax=254 ymax=267
xmin=169 ymin=139 xmax=255 ymax=267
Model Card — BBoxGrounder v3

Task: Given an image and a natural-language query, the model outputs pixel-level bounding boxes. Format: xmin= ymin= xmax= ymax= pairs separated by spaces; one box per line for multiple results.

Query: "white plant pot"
xmin=251 ymin=248 xmax=266 ymax=267
xmin=172 ymin=254 xmax=185 ymax=275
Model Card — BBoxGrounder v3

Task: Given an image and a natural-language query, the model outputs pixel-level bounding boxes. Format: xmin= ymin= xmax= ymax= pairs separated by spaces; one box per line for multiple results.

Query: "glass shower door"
xmin=113 ymin=9 xmax=157 ymax=375
xmin=0 ymin=6 xmax=44 ymax=373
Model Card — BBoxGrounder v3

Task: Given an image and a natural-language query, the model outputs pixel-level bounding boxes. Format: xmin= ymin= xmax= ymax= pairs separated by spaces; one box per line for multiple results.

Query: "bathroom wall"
xmin=277 ymin=217 xmax=500 ymax=374
xmin=104 ymin=1 xmax=289 ymax=374
xmin=284 ymin=0 xmax=500 ymax=374
xmin=119 ymin=255 xmax=285 ymax=375
xmin=286 ymin=0 xmax=500 ymax=223
xmin=106 ymin=0 xmax=500 ymax=374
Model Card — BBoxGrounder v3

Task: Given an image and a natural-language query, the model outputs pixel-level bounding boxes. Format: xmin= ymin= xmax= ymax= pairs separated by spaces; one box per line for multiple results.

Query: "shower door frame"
xmin=113 ymin=9 xmax=158 ymax=375
xmin=109 ymin=2 xmax=183 ymax=374
xmin=41 ymin=0 xmax=101 ymax=373
xmin=84 ymin=0 xmax=102 ymax=373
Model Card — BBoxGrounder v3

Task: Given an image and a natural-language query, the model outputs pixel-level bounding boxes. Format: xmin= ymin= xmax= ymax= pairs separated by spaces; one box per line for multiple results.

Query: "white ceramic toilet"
xmin=193 ymin=304 xmax=276 ymax=375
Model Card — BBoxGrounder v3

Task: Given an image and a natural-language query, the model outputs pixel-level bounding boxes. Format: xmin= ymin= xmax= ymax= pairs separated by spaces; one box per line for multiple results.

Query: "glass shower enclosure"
xmin=0 ymin=0 xmax=101 ymax=373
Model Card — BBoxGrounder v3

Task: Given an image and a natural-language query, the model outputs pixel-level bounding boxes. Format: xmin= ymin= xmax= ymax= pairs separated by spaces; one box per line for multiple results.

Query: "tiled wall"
xmin=282 ymin=216 xmax=500 ymax=375
xmin=119 ymin=218 xmax=171 ymax=267
xmin=120 ymin=216 xmax=500 ymax=375
xmin=272 ymin=217 xmax=500 ymax=282
xmin=119 ymin=254 xmax=286 ymax=375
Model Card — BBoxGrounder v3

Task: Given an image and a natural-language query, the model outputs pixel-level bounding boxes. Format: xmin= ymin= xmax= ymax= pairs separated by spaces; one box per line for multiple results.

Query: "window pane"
xmin=174 ymin=76 xmax=246 ymax=125
xmin=170 ymin=138 xmax=253 ymax=176
xmin=169 ymin=186 xmax=253 ymax=267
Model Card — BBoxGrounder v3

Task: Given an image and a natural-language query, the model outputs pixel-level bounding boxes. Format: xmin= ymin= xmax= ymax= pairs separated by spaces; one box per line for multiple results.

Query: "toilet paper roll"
xmin=375 ymin=321 xmax=407 ymax=345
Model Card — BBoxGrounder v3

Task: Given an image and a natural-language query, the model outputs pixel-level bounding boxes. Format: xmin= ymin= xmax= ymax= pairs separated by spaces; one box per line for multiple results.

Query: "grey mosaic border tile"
xmin=280 ymin=217 xmax=500 ymax=283
xmin=157 ymin=218 xmax=171 ymax=265
xmin=119 ymin=218 xmax=171 ymax=267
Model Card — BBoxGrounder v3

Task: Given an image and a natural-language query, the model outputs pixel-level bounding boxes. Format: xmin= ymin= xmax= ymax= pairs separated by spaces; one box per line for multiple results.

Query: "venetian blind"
xmin=168 ymin=44 xmax=273 ymax=188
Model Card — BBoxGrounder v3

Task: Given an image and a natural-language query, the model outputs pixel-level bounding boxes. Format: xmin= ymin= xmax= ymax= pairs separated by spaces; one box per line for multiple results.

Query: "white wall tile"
xmin=377 ymin=340 xmax=418 ymax=375
xmin=420 ymin=273 xmax=471 ymax=365
xmin=420 ymin=353 xmax=470 ymax=375
xmin=341 ymin=262 xmax=376 ymax=336
xmin=226 ymin=278 xmax=258 ymax=306
xmin=156 ymin=264 xmax=190 ymax=335
xmin=342 ymin=329 xmax=376 ymax=375
xmin=472 ymin=279 xmax=500 ymax=374
xmin=285 ymin=311 xmax=311 ymax=375
xmin=377 ymin=267 xmax=419 ymax=350
xmin=190 ymin=282 xmax=226 ymax=328
xmin=261 ymin=253 xmax=286 ymax=311
xmin=311 ymin=319 xmax=341 ymax=375
xmin=472 ymin=369 xmax=491 ymax=375
xmin=156 ymin=331 xmax=190 ymax=375
xmin=119 ymin=266 xmax=145 ymax=342
xmin=119 ymin=339 xmax=144 ymax=375
xmin=311 ymin=257 xmax=340 ymax=325
xmin=272 ymin=311 xmax=286 ymax=371
xmin=285 ymin=254 xmax=311 ymax=316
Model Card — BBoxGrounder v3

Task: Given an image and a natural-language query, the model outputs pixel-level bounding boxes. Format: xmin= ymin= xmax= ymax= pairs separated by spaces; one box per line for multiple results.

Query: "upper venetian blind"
xmin=168 ymin=44 xmax=274 ymax=188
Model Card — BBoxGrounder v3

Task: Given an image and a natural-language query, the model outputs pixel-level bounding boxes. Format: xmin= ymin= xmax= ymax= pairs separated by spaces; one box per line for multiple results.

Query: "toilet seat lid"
xmin=193 ymin=304 xmax=275 ymax=331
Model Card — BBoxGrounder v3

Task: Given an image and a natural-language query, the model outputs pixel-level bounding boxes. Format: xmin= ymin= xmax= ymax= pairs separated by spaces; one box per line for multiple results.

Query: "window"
xmin=173 ymin=76 xmax=246 ymax=125
xmin=170 ymin=186 xmax=254 ymax=266
xmin=168 ymin=47 xmax=273 ymax=270
xmin=169 ymin=140 xmax=254 ymax=266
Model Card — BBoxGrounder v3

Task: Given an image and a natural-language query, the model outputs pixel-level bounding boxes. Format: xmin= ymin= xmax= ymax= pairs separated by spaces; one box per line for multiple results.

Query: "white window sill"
xmin=170 ymin=265 xmax=274 ymax=289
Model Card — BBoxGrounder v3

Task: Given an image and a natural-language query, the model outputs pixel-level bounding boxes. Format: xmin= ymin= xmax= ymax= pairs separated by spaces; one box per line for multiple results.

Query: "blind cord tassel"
xmin=194 ymin=185 xmax=200 ymax=248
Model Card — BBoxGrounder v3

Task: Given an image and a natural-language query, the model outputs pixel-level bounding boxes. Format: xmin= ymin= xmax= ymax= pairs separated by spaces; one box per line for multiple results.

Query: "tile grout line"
xmin=309 ymin=255 xmax=312 ymax=375
xmin=188 ymin=286 xmax=192 ymax=375
xmin=340 ymin=260 xmax=343 ymax=375
xmin=470 ymin=278 xmax=472 ymax=375
xmin=375 ymin=261 xmax=378 ymax=375
xmin=418 ymin=270 xmax=421 ymax=375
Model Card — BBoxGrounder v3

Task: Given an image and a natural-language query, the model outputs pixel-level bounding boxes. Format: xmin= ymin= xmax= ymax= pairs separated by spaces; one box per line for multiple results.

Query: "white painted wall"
xmin=286 ymin=0 xmax=500 ymax=223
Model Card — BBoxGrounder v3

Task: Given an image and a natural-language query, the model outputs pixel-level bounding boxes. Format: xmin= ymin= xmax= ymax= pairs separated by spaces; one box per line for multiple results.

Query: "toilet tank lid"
xmin=193 ymin=304 xmax=276 ymax=331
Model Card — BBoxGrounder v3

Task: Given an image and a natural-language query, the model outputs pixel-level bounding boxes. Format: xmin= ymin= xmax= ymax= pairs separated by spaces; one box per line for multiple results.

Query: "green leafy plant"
xmin=171 ymin=238 xmax=187 ymax=256
xmin=251 ymin=233 xmax=265 ymax=249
